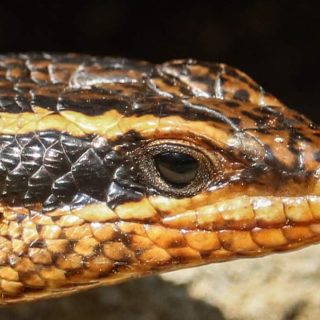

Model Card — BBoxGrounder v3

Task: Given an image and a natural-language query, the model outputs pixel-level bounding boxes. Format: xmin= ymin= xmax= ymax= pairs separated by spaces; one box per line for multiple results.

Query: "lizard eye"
xmin=154 ymin=152 xmax=198 ymax=187
xmin=134 ymin=140 xmax=215 ymax=197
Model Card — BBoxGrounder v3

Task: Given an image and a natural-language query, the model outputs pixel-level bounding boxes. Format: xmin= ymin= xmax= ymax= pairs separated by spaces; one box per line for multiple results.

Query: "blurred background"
xmin=0 ymin=0 xmax=319 ymax=319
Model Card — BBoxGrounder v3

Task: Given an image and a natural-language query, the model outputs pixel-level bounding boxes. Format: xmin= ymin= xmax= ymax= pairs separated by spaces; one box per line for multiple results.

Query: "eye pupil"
xmin=154 ymin=152 xmax=198 ymax=187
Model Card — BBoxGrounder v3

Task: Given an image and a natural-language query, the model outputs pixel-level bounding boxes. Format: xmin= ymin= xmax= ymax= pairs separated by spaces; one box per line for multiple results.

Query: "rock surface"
xmin=1 ymin=245 xmax=320 ymax=320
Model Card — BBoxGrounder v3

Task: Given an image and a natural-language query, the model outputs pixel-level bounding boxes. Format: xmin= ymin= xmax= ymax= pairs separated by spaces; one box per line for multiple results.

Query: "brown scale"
xmin=0 ymin=53 xmax=319 ymax=303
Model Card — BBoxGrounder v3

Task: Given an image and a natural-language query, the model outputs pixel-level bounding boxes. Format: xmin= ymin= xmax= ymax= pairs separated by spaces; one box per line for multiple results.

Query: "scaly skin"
xmin=0 ymin=53 xmax=319 ymax=304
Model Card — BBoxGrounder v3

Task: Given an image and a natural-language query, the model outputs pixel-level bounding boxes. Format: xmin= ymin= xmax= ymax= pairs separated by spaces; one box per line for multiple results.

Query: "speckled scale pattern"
xmin=0 ymin=52 xmax=286 ymax=114
xmin=0 ymin=53 xmax=320 ymax=303
xmin=0 ymin=53 xmax=319 ymax=206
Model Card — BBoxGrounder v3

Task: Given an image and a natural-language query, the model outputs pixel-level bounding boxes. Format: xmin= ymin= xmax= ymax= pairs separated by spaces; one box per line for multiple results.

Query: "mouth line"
xmin=160 ymin=195 xmax=320 ymax=232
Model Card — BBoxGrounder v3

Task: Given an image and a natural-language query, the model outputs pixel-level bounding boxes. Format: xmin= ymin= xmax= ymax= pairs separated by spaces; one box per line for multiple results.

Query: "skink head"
xmin=0 ymin=55 xmax=320 ymax=303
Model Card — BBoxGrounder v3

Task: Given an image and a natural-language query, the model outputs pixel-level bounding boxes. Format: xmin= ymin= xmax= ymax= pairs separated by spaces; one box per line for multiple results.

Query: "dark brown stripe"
xmin=0 ymin=130 xmax=145 ymax=211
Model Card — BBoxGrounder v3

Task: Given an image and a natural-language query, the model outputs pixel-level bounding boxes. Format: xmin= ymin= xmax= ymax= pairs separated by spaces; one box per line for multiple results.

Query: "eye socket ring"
xmin=133 ymin=140 xmax=216 ymax=197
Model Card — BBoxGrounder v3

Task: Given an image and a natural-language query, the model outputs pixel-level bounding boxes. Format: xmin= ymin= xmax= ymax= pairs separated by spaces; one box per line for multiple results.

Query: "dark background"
xmin=0 ymin=0 xmax=319 ymax=120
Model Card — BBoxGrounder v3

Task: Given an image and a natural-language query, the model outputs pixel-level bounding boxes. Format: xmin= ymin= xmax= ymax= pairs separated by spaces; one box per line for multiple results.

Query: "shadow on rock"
xmin=0 ymin=276 xmax=225 ymax=320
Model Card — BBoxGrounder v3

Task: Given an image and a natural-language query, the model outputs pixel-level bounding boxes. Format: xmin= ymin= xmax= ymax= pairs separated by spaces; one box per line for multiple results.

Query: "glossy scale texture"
xmin=0 ymin=53 xmax=319 ymax=303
